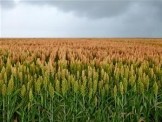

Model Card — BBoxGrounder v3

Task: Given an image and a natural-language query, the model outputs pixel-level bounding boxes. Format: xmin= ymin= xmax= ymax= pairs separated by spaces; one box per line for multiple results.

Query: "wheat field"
xmin=0 ymin=38 xmax=162 ymax=122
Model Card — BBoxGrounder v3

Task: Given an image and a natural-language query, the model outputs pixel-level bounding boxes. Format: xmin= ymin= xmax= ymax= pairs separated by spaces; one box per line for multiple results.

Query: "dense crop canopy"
xmin=0 ymin=38 xmax=162 ymax=121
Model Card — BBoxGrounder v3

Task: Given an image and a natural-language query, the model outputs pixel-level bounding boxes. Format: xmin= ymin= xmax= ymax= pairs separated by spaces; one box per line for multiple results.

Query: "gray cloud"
xmin=11 ymin=0 xmax=133 ymax=19
xmin=1 ymin=0 xmax=162 ymax=37
xmin=27 ymin=1 xmax=132 ymax=19
xmin=147 ymin=1 xmax=162 ymax=21
xmin=119 ymin=1 xmax=162 ymax=37
xmin=0 ymin=0 xmax=15 ymax=9
xmin=2 ymin=0 xmax=162 ymax=20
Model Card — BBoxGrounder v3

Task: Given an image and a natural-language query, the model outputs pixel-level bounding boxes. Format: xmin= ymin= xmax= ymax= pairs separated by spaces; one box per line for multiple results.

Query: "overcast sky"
xmin=0 ymin=0 xmax=162 ymax=38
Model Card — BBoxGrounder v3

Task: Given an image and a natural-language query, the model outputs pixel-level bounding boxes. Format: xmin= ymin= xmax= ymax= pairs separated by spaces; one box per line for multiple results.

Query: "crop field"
xmin=0 ymin=38 xmax=162 ymax=122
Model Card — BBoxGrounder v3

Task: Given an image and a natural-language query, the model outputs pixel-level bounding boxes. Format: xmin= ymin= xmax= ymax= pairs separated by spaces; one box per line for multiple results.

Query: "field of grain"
xmin=0 ymin=38 xmax=162 ymax=122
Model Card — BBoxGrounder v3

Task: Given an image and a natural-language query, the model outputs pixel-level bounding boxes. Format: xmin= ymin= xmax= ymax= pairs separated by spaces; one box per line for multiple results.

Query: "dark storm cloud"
xmin=119 ymin=1 xmax=162 ymax=37
xmin=1 ymin=0 xmax=162 ymax=37
xmin=2 ymin=0 xmax=162 ymax=19
xmin=18 ymin=0 xmax=133 ymax=18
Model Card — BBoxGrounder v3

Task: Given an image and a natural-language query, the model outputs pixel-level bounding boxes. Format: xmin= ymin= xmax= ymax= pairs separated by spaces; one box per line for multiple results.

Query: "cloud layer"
xmin=21 ymin=1 xmax=132 ymax=19
xmin=1 ymin=0 xmax=162 ymax=37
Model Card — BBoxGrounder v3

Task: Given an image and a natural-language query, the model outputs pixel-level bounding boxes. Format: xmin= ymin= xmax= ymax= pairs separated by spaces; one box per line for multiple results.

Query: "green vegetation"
xmin=0 ymin=39 xmax=162 ymax=121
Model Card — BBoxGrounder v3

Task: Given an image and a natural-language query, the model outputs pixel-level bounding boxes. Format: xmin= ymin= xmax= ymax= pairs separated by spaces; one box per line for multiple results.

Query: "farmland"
xmin=0 ymin=38 xmax=162 ymax=122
